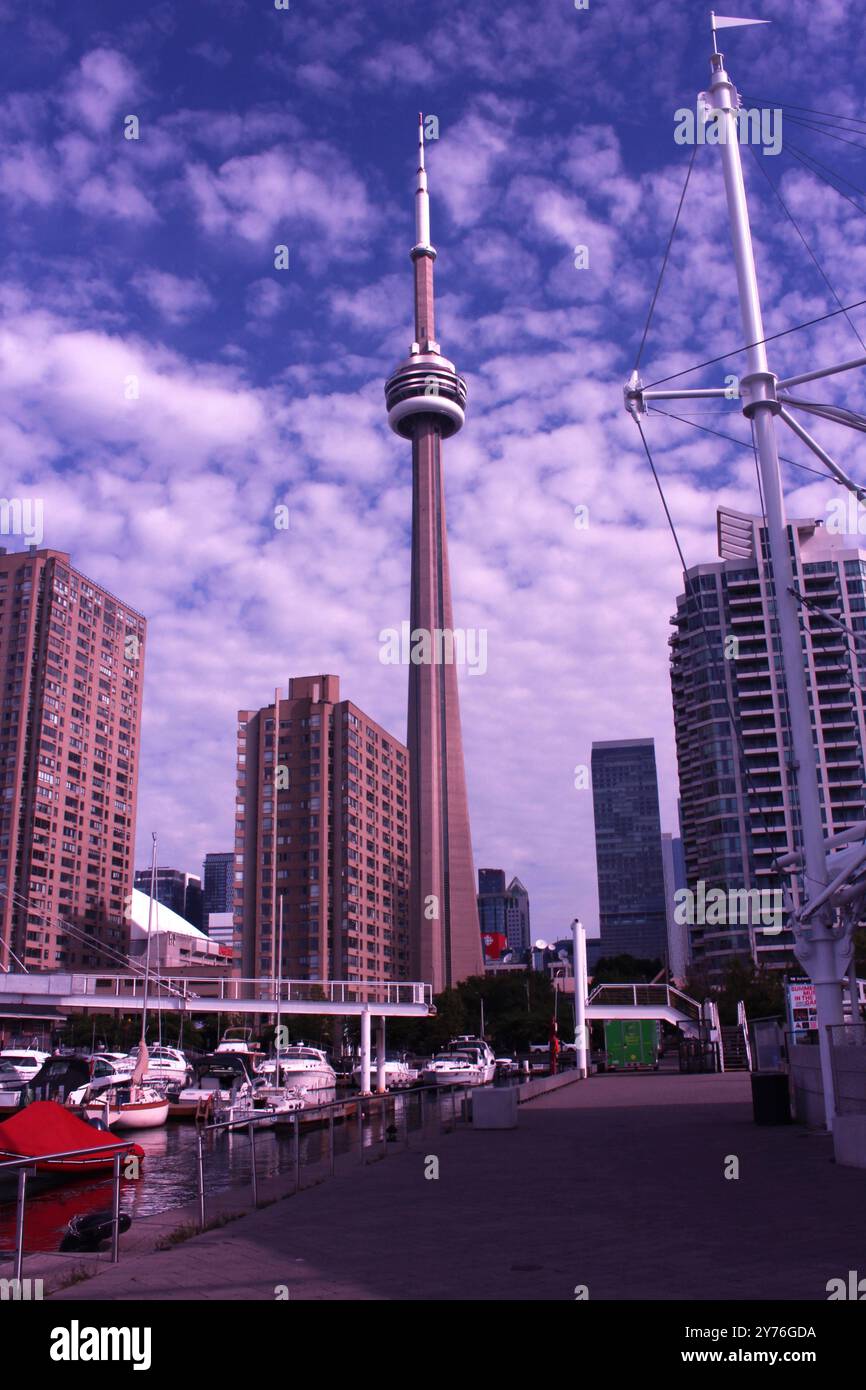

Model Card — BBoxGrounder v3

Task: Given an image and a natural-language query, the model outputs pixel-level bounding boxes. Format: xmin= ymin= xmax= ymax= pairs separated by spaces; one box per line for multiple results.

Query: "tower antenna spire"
xmin=415 ymin=111 xmax=432 ymax=255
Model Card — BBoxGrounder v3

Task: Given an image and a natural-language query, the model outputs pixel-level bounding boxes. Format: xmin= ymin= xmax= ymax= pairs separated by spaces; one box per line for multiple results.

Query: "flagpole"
xmin=705 ymin=22 xmax=846 ymax=1129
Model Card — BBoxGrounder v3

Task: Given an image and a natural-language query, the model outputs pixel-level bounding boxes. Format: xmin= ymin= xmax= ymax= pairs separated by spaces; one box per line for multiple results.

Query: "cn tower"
xmin=384 ymin=116 xmax=483 ymax=992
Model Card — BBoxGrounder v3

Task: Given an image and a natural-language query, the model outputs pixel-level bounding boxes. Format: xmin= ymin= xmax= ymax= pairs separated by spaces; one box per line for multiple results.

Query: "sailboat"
xmin=248 ymin=895 xmax=310 ymax=1120
xmin=82 ymin=834 xmax=169 ymax=1130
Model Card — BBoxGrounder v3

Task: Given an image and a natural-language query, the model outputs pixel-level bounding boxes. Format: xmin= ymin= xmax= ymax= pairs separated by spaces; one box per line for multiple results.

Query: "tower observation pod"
xmin=383 ymin=115 xmax=483 ymax=994
xmin=385 ymin=116 xmax=468 ymax=441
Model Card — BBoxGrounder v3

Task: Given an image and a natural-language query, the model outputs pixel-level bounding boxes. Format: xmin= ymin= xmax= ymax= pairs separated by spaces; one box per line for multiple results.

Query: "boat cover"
xmin=0 ymin=1101 xmax=143 ymax=1160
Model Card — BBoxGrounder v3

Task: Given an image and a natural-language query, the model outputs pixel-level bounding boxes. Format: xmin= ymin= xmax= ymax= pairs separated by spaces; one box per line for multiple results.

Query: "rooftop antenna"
xmin=626 ymin=13 xmax=865 ymax=1131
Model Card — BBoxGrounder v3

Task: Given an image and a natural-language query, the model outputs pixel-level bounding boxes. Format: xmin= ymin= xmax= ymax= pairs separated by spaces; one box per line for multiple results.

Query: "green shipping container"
xmin=604 ymin=1019 xmax=659 ymax=1070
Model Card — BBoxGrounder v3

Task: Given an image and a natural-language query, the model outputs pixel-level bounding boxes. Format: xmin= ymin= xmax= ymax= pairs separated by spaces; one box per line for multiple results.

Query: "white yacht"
xmin=351 ymin=1056 xmax=419 ymax=1090
xmin=0 ymin=1048 xmax=50 ymax=1082
xmin=215 ymin=1028 xmax=266 ymax=1070
xmin=421 ymin=1037 xmax=497 ymax=1088
xmin=447 ymin=1036 xmax=497 ymax=1084
xmin=249 ymin=1072 xmax=305 ymax=1127
xmin=421 ymin=1050 xmax=486 ymax=1086
xmin=263 ymin=1045 xmax=336 ymax=1106
xmin=127 ymin=1043 xmax=191 ymax=1086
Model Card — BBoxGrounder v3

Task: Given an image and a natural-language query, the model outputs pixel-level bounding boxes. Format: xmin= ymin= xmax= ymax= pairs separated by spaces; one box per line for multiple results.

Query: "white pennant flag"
xmin=712 ymin=13 xmax=771 ymax=28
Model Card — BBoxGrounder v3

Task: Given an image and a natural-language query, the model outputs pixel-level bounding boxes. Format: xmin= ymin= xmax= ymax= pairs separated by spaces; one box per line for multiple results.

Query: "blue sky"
xmin=3 ymin=0 xmax=866 ymax=940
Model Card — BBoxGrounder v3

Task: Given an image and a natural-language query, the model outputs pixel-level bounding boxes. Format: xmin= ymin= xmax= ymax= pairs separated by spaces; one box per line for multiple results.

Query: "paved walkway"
xmin=50 ymin=1073 xmax=865 ymax=1301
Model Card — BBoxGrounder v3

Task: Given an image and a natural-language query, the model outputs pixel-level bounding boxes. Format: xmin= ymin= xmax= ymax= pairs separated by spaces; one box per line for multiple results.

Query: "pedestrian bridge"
xmin=0 ymin=971 xmax=433 ymax=1020
xmin=583 ymin=983 xmax=703 ymax=1029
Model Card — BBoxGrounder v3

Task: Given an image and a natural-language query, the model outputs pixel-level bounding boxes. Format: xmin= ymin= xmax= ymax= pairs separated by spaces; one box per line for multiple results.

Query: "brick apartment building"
xmin=0 ymin=548 xmax=146 ymax=970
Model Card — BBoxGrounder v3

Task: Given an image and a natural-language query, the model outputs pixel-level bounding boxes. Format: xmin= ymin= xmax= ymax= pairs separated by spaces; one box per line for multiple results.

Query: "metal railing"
xmin=587 ymin=983 xmax=702 ymax=1021
xmin=193 ymin=1083 xmax=472 ymax=1232
xmin=0 ymin=1138 xmax=137 ymax=1282
xmin=0 ymin=1085 xmax=473 ymax=1280
xmin=0 ymin=971 xmax=433 ymax=1009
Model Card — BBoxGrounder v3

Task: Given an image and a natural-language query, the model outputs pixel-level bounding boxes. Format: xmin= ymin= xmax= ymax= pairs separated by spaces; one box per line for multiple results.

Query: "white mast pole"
xmin=706 ymin=23 xmax=847 ymax=1128
xmin=571 ymin=918 xmax=588 ymax=1079
xmin=276 ymin=894 xmax=283 ymax=1086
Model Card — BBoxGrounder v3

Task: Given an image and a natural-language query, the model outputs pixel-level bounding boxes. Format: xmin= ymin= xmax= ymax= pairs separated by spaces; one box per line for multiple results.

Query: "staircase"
xmin=719 ymin=1025 xmax=750 ymax=1071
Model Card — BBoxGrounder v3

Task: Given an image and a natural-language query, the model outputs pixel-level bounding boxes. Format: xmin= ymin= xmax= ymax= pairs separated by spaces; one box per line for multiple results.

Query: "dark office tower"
xmin=384 ymin=117 xmax=483 ymax=992
xmin=203 ymin=851 xmax=234 ymax=918
xmin=234 ymin=675 xmax=410 ymax=983
xmin=0 ymin=548 xmax=146 ymax=970
xmin=590 ymin=739 xmax=667 ymax=965
xmin=670 ymin=505 xmax=866 ymax=982
xmin=478 ymin=869 xmax=532 ymax=958
xmin=132 ymin=867 xmax=202 ymax=931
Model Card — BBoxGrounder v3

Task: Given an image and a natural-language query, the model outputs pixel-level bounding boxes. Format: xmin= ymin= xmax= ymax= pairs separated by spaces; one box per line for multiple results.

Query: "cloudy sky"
xmin=3 ymin=0 xmax=866 ymax=940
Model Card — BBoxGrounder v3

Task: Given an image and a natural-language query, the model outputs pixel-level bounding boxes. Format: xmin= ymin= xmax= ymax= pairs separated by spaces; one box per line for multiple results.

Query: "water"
xmin=0 ymin=1090 xmax=454 ymax=1255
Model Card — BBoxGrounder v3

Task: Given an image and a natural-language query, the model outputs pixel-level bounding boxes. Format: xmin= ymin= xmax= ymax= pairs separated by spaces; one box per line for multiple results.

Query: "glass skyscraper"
xmin=590 ymin=738 xmax=668 ymax=965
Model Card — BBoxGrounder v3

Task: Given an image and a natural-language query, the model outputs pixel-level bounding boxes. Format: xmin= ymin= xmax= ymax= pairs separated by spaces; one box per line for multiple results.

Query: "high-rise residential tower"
xmin=670 ymin=505 xmax=866 ymax=981
xmin=234 ymin=675 xmax=410 ymax=982
xmin=0 ymin=547 xmax=146 ymax=970
xmin=384 ymin=117 xmax=483 ymax=992
xmin=590 ymin=738 xmax=668 ymax=967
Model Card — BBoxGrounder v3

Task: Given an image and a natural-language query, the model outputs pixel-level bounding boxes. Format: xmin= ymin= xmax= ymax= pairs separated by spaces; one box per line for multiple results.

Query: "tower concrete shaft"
xmin=385 ymin=116 xmax=483 ymax=992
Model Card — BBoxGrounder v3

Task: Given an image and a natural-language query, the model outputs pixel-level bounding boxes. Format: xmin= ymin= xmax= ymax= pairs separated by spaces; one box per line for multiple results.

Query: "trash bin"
xmin=750 ymin=1071 xmax=791 ymax=1125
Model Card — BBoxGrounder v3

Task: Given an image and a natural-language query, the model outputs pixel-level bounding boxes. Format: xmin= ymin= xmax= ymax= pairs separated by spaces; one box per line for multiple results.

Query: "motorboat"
xmin=446 ymin=1036 xmax=497 ymax=1084
xmin=93 ymin=1050 xmax=136 ymax=1077
xmin=0 ymin=1047 xmax=50 ymax=1082
xmin=215 ymin=1028 xmax=266 ymax=1070
xmin=351 ymin=1055 xmax=419 ymax=1090
xmin=25 ymin=1054 xmax=132 ymax=1108
xmin=0 ymin=1060 xmax=27 ymax=1109
xmin=247 ymin=1075 xmax=304 ymax=1127
xmin=259 ymin=1045 xmax=336 ymax=1106
xmin=126 ymin=1043 xmax=191 ymax=1086
xmin=177 ymin=1055 xmax=257 ymax=1124
xmin=421 ymin=1050 xmax=488 ymax=1087
xmin=0 ymin=1101 xmax=144 ymax=1177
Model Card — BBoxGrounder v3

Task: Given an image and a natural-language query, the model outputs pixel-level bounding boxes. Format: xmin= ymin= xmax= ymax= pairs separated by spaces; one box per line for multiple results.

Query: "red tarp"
xmin=0 ymin=1101 xmax=143 ymax=1170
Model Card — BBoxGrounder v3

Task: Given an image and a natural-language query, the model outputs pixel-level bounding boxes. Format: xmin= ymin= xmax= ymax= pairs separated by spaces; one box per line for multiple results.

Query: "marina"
xmin=0 ymin=1082 xmax=475 ymax=1260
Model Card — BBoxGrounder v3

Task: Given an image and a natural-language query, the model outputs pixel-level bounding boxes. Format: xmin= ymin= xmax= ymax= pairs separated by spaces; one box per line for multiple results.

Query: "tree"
xmin=592 ymin=954 xmax=662 ymax=984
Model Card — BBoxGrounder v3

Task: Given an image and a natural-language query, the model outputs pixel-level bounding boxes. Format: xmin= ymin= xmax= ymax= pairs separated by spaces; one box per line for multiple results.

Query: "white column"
xmin=376 ymin=1016 xmax=387 ymax=1094
xmin=360 ymin=1008 xmax=371 ymax=1094
xmin=572 ymin=918 xmax=588 ymax=1079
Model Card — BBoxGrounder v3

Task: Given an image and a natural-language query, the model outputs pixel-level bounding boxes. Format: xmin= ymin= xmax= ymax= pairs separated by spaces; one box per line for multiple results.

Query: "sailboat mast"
xmin=141 ymin=831 xmax=157 ymax=1043
xmin=276 ymin=893 xmax=283 ymax=1084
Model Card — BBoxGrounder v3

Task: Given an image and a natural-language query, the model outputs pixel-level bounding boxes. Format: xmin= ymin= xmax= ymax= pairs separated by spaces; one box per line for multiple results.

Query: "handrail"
xmin=0 ymin=1138 xmax=138 ymax=1170
xmin=0 ymin=971 xmax=433 ymax=1007
xmin=586 ymin=982 xmax=702 ymax=1020
xmin=194 ymin=1081 xmax=472 ymax=1231
xmin=1 ymin=1139 xmax=134 ymax=1283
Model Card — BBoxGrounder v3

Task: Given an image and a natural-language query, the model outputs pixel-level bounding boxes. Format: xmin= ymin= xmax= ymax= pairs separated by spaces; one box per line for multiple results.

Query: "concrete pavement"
xmin=49 ymin=1071 xmax=865 ymax=1301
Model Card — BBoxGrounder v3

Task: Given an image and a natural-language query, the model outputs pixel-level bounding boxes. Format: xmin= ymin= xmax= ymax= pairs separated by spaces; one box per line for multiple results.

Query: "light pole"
xmin=571 ymin=918 xmax=588 ymax=1079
